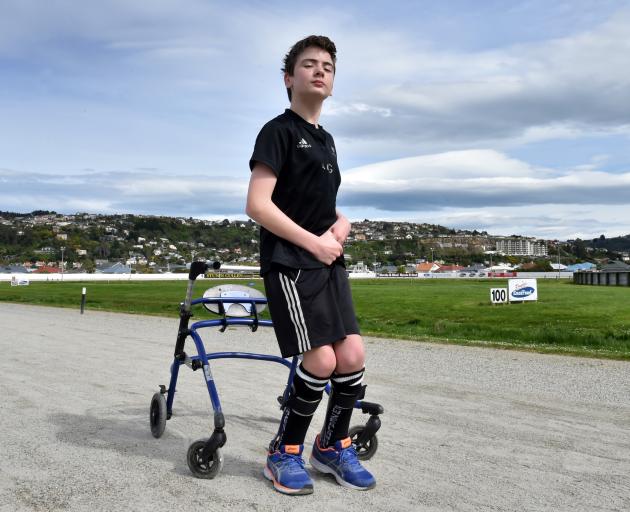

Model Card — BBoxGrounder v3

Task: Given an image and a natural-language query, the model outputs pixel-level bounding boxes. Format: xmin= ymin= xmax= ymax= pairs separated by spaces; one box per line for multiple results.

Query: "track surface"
xmin=1 ymin=303 xmax=629 ymax=511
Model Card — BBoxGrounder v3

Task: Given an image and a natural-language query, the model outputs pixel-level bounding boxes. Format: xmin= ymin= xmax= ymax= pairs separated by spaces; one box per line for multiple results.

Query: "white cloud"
xmin=116 ymin=176 xmax=248 ymax=198
xmin=0 ymin=169 xmax=249 ymax=217
xmin=340 ymin=149 xmax=630 ymax=211
xmin=330 ymin=9 xmax=630 ymax=148
xmin=325 ymin=101 xmax=391 ymax=118
xmin=411 ymin=204 xmax=625 ymax=240
xmin=334 ymin=148 xmax=630 ymax=239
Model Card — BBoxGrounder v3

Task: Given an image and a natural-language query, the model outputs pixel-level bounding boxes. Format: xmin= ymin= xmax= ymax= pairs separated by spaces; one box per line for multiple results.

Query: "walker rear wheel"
xmin=150 ymin=392 xmax=167 ymax=438
xmin=349 ymin=425 xmax=378 ymax=460
xmin=187 ymin=439 xmax=224 ymax=479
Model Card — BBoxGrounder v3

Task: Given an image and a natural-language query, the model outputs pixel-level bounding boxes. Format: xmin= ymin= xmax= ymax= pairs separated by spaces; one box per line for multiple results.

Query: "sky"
xmin=1 ymin=0 xmax=630 ymax=241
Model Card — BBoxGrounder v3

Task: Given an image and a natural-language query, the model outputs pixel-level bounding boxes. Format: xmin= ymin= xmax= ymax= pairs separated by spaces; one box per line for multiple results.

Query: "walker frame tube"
xmin=166 ymin=295 xmax=296 ymax=416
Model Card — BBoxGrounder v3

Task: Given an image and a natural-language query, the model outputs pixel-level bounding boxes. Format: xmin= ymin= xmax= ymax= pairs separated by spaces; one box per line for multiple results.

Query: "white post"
xmin=61 ymin=246 xmax=65 ymax=282
xmin=80 ymin=287 xmax=87 ymax=314
xmin=557 ymin=244 xmax=561 ymax=278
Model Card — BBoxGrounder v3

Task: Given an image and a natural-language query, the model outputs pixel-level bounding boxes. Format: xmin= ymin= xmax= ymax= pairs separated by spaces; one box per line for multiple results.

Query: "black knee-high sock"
xmin=320 ymin=368 xmax=365 ymax=447
xmin=274 ymin=364 xmax=329 ymax=448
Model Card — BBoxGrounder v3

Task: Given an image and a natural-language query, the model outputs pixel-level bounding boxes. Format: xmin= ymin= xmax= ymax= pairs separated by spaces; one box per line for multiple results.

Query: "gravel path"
xmin=1 ymin=303 xmax=629 ymax=511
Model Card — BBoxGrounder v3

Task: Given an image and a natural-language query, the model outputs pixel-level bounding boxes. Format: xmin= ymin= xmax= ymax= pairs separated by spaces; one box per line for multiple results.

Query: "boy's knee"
xmin=302 ymin=346 xmax=336 ymax=377
xmin=334 ymin=334 xmax=365 ymax=373
xmin=337 ymin=352 xmax=364 ymax=373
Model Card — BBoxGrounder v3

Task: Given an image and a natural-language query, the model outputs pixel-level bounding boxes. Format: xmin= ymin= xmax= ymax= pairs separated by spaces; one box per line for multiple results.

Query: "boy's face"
xmin=284 ymin=46 xmax=335 ymax=102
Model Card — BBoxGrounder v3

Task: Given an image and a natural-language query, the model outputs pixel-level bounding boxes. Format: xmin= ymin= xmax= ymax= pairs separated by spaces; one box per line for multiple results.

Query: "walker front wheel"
xmin=149 ymin=392 xmax=167 ymax=438
xmin=187 ymin=439 xmax=224 ymax=479
xmin=349 ymin=425 xmax=378 ymax=460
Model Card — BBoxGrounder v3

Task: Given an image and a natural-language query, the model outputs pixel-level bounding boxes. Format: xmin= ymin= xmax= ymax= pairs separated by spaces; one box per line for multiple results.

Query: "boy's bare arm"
xmin=246 ymin=163 xmax=343 ymax=265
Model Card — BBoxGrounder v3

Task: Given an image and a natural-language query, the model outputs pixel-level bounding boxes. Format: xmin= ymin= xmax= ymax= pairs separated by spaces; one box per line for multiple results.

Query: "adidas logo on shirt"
xmin=297 ymin=138 xmax=311 ymax=149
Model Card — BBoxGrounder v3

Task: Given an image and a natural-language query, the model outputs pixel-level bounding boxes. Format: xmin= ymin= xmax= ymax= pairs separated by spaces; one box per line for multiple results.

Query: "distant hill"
xmin=1 ymin=210 xmax=623 ymax=269
xmin=589 ymin=234 xmax=630 ymax=253
xmin=0 ymin=211 xmax=494 ymax=268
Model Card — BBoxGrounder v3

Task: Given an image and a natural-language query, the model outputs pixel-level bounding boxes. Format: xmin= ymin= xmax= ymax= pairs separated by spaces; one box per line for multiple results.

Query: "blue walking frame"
xmin=149 ymin=261 xmax=383 ymax=479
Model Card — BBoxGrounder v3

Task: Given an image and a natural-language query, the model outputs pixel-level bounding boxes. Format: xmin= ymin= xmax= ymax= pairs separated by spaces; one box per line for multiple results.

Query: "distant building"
xmin=437 ymin=265 xmax=465 ymax=273
xmin=600 ymin=260 xmax=630 ymax=272
xmin=348 ymin=261 xmax=373 ymax=274
xmin=496 ymin=238 xmax=547 ymax=256
xmin=0 ymin=264 xmax=29 ymax=274
xmin=35 ymin=246 xmax=55 ymax=254
xmin=96 ymin=262 xmax=131 ymax=274
xmin=565 ymin=262 xmax=596 ymax=272
xmin=34 ymin=265 xmax=60 ymax=274
xmin=416 ymin=262 xmax=440 ymax=273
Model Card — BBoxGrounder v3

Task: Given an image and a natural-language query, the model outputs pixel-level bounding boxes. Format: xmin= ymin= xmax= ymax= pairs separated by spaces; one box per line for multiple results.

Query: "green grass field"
xmin=2 ymin=278 xmax=629 ymax=360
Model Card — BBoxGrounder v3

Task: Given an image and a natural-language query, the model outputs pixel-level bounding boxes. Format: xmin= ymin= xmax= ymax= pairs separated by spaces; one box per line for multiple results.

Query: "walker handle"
xmin=176 ymin=260 xmax=222 ymax=359
xmin=184 ymin=261 xmax=221 ymax=311
xmin=189 ymin=260 xmax=220 ymax=281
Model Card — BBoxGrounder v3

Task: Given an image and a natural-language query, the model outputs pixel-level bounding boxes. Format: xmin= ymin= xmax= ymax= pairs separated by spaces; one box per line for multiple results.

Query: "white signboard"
xmin=508 ymin=278 xmax=538 ymax=302
xmin=10 ymin=275 xmax=30 ymax=286
xmin=490 ymin=288 xmax=508 ymax=304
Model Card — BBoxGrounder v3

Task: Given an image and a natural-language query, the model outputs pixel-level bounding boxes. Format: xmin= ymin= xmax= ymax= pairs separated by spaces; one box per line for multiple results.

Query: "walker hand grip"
xmin=188 ymin=260 xmax=220 ymax=280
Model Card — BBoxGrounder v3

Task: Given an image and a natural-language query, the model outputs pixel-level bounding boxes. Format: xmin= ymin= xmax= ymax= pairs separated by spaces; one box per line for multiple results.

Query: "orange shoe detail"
xmin=284 ymin=445 xmax=301 ymax=455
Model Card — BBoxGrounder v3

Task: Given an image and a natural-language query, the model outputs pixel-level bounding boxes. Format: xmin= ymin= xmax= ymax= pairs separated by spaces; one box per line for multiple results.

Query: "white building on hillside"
xmin=496 ymin=238 xmax=547 ymax=256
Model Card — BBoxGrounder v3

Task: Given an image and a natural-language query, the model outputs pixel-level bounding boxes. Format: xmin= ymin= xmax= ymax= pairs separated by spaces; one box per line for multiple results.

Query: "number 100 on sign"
xmin=490 ymin=288 xmax=508 ymax=304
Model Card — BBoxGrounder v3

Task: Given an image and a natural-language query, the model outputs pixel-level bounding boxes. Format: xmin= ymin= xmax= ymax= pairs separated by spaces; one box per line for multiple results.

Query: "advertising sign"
xmin=490 ymin=288 xmax=508 ymax=304
xmin=508 ymin=278 xmax=538 ymax=302
xmin=10 ymin=275 xmax=30 ymax=286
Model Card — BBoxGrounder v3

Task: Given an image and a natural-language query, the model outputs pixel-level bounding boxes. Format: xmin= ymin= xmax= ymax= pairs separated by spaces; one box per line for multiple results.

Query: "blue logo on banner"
xmin=512 ymin=287 xmax=535 ymax=298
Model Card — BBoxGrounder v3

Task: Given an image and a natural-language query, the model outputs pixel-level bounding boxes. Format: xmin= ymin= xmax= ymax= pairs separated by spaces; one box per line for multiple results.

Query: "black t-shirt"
xmin=249 ymin=109 xmax=342 ymax=274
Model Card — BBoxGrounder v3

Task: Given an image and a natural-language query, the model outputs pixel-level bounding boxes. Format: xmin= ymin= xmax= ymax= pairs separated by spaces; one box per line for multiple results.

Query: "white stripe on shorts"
xmin=288 ymin=277 xmax=311 ymax=351
xmin=279 ymin=272 xmax=311 ymax=353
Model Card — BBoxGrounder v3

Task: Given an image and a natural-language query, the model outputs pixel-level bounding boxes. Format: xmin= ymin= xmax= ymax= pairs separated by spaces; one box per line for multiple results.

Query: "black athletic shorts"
xmin=263 ymin=263 xmax=360 ymax=358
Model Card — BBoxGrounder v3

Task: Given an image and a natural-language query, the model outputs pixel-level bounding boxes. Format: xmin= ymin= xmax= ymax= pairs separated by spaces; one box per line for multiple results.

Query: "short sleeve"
xmin=249 ymin=120 xmax=289 ymax=176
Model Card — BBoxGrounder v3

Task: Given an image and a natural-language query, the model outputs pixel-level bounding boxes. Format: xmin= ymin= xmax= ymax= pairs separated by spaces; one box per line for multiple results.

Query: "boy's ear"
xmin=283 ymin=72 xmax=292 ymax=89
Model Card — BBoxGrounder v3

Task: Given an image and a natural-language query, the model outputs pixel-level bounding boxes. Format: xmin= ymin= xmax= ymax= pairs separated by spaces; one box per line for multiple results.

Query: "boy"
xmin=246 ymin=35 xmax=376 ymax=495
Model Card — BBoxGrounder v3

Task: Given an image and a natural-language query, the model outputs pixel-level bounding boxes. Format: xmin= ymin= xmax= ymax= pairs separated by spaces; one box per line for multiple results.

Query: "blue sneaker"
xmin=310 ymin=435 xmax=376 ymax=490
xmin=264 ymin=444 xmax=314 ymax=495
